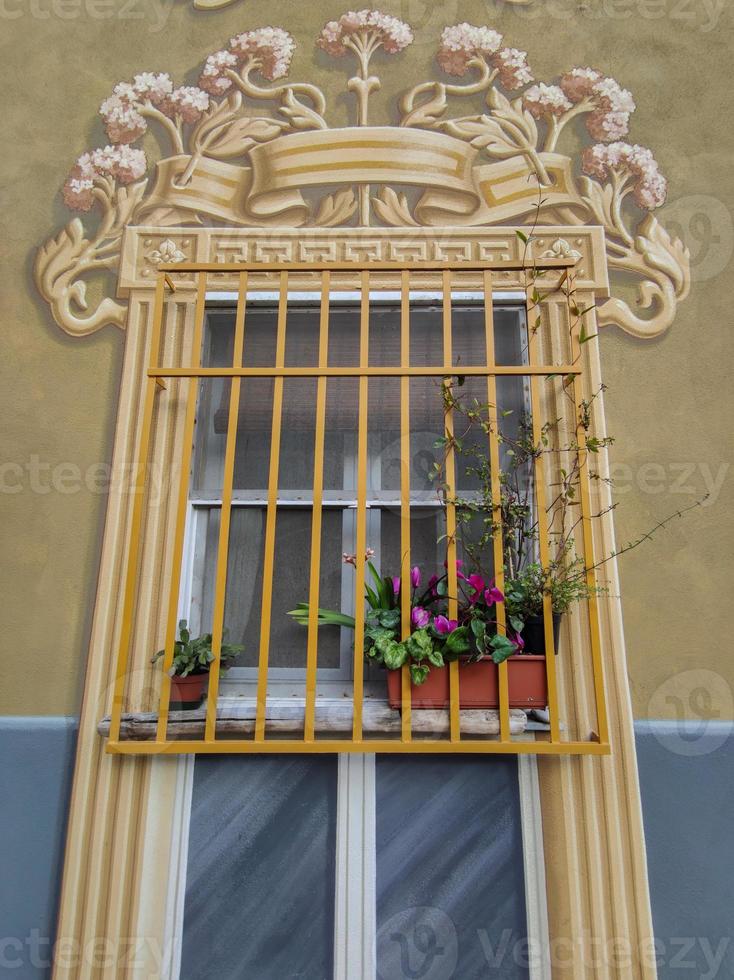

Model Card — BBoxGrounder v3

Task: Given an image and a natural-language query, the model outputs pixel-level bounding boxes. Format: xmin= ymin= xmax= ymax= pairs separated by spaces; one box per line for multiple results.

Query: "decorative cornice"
xmin=34 ymin=15 xmax=689 ymax=340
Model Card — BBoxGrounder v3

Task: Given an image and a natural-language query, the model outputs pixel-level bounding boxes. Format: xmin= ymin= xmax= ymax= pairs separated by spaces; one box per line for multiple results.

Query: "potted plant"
xmin=289 ymin=555 xmax=544 ymax=709
xmin=151 ymin=620 xmax=243 ymax=709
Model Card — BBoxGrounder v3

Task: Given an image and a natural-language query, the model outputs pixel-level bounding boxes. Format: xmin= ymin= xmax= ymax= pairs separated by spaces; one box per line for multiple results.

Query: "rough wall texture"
xmin=1 ymin=0 xmax=732 ymax=720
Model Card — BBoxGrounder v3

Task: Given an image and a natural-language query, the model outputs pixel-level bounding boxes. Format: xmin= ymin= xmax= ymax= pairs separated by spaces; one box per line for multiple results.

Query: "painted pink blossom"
xmin=493 ymin=47 xmax=533 ymax=91
xmin=581 ymin=142 xmax=667 ymax=210
xmin=523 ymin=83 xmax=572 ymax=119
xmin=437 ymin=23 xmax=503 ymax=76
xmin=229 ymin=26 xmax=296 ymax=80
xmin=484 ymin=582 xmax=505 ymax=606
xmin=317 ymin=10 xmax=413 ymax=58
xmin=161 ymin=86 xmax=210 ymax=125
xmin=62 ymin=145 xmax=148 ymax=212
xmin=199 ymin=50 xmax=240 ymax=95
xmin=559 ymin=67 xmax=636 ymax=142
xmin=434 ymin=615 xmax=458 ymax=634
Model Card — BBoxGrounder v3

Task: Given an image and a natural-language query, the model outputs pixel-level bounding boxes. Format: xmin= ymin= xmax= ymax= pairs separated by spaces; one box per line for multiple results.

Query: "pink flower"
xmin=428 ymin=574 xmax=439 ymax=596
xmin=484 ymin=582 xmax=505 ymax=606
xmin=411 ymin=606 xmax=430 ymax=628
xmin=466 ymin=573 xmax=485 ymax=602
xmin=392 ymin=577 xmax=401 ymax=595
xmin=199 ymin=50 xmax=239 ymax=95
xmin=161 ymin=86 xmax=210 ymax=125
xmin=433 ymin=615 xmax=458 ymax=634
xmin=410 ymin=566 xmax=421 ymax=589
xmin=512 ymin=631 xmax=525 ymax=653
xmin=559 ymin=68 xmax=635 ymax=142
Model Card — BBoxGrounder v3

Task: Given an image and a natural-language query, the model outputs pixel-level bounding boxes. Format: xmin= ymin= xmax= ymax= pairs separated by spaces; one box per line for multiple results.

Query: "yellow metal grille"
xmin=106 ymin=259 xmax=610 ymax=756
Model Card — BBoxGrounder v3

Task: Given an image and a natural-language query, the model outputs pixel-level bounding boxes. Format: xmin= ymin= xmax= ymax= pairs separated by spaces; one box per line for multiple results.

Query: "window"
xmin=183 ymin=292 xmax=531 ymax=698
xmin=106 ymin=259 xmax=609 ymax=755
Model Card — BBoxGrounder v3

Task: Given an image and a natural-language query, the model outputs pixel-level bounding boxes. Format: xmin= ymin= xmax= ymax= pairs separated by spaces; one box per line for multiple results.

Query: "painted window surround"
xmin=49 ymin=223 xmax=658 ymax=979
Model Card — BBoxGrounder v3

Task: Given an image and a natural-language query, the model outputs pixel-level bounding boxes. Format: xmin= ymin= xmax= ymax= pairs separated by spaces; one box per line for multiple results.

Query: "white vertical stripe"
xmin=334 ymin=753 xmax=376 ymax=980
xmin=518 ymin=755 xmax=552 ymax=980
xmin=161 ymin=755 xmax=194 ymax=980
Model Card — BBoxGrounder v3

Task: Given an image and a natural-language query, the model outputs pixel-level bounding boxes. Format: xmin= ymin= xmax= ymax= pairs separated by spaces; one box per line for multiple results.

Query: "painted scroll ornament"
xmin=34 ymin=15 xmax=690 ymax=340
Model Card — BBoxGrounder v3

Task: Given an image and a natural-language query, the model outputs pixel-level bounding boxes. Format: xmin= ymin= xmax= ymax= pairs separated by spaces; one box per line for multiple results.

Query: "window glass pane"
xmin=196 ymin=507 xmax=344 ymax=670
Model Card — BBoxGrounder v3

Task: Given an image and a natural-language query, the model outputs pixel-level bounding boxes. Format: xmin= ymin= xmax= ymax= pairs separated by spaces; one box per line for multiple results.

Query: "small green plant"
xmin=151 ymin=620 xmax=243 ymax=677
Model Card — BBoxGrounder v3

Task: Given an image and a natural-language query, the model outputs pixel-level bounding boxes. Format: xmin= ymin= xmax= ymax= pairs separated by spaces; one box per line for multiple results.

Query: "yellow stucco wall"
xmin=1 ymin=0 xmax=732 ymax=719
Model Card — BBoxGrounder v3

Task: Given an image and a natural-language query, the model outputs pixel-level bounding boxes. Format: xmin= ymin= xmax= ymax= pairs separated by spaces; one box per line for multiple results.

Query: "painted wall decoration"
xmin=34 ymin=14 xmax=690 ymax=340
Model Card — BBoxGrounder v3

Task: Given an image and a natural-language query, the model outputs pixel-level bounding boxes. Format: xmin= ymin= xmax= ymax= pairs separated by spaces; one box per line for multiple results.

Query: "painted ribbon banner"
xmin=142 ymin=127 xmax=585 ymax=226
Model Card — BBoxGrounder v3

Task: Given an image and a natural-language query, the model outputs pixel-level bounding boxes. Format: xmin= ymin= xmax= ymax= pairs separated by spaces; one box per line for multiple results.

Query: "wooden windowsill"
xmin=98 ymin=697 xmax=529 ymax=741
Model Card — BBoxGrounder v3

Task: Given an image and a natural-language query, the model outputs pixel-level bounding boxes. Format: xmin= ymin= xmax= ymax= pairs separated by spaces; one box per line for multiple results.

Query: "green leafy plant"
xmin=150 ymin=620 xmax=244 ymax=677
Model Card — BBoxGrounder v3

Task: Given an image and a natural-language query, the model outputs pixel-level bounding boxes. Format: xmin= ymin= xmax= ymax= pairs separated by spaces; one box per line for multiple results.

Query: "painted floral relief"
xmin=34 ymin=13 xmax=689 ymax=339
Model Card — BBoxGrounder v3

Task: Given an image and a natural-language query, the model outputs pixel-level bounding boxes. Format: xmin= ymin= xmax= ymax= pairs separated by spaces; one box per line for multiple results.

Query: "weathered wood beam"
xmin=98 ymin=698 xmax=528 ymax=741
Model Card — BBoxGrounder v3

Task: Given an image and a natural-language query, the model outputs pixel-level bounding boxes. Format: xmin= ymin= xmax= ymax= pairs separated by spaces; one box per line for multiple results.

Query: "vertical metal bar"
xmin=304 ymin=271 xmax=330 ymax=741
xmin=109 ymin=273 xmax=166 ymax=742
xmin=442 ymin=270 xmax=461 ymax=742
xmin=483 ymin=271 xmax=511 ymax=742
xmin=352 ymin=270 xmax=369 ymax=742
xmin=156 ymin=271 xmax=207 ymax=742
xmin=526 ymin=284 xmax=561 ymax=743
xmin=568 ymin=281 xmax=609 ymax=745
xmin=254 ymin=271 xmax=288 ymax=742
xmin=399 ymin=270 xmax=412 ymax=742
xmin=204 ymin=271 xmax=248 ymax=743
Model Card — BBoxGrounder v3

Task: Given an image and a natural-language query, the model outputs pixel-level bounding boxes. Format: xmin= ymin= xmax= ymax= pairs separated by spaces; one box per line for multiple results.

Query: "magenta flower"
xmin=444 ymin=558 xmax=467 ymax=580
xmin=411 ymin=606 xmax=430 ymax=628
xmin=428 ymin=574 xmax=439 ymax=596
xmin=484 ymin=581 xmax=505 ymax=606
xmin=433 ymin=615 xmax=458 ymax=634
xmin=411 ymin=566 xmax=421 ymax=589
xmin=391 ymin=577 xmax=401 ymax=595
xmin=466 ymin=573 xmax=485 ymax=603
xmin=512 ymin=631 xmax=525 ymax=653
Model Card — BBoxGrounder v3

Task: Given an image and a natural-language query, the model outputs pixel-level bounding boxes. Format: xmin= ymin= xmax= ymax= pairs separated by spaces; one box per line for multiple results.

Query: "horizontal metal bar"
xmin=160 ymin=258 xmax=577 ymax=273
xmin=205 ymin=290 xmax=528 ymax=303
xmin=107 ymin=738 xmax=610 ymax=755
xmin=149 ymin=365 xmax=580 ymax=378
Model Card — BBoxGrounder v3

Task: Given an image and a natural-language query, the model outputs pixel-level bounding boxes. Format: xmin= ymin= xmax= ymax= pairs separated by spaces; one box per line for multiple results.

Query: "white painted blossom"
xmin=62 ymin=145 xmax=148 ymax=211
xmin=131 ymin=72 xmax=174 ymax=105
xmin=316 ymin=10 xmax=413 ymax=57
xmin=493 ymin=47 xmax=533 ymax=90
xmin=99 ymin=94 xmax=146 ymax=144
xmin=198 ymin=50 xmax=239 ymax=95
xmin=229 ymin=26 xmax=296 ymax=79
xmin=581 ymin=142 xmax=667 ymax=210
xmin=437 ymin=23 xmax=503 ymax=76
xmin=162 ymin=86 xmax=210 ymax=124
xmin=560 ymin=68 xmax=636 ymax=142
xmin=523 ymin=83 xmax=572 ymax=118
xmin=559 ymin=66 xmax=601 ymax=102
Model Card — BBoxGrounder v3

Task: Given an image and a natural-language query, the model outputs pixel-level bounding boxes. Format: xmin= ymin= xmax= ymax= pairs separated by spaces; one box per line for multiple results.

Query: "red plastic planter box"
xmin=386 ymin=655 xmax=547 ymax=709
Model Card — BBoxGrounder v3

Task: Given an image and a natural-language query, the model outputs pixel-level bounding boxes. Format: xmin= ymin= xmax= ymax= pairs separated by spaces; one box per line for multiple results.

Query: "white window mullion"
xmin=334 ymin=753 xmax=376 ymax=980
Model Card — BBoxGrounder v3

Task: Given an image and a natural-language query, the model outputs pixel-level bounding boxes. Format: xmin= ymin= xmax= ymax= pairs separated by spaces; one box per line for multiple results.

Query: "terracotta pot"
xmin=386 ymin=655 xmax=547 ymax=710
xmin=170 ymin=672 xmax=208 ymax=709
